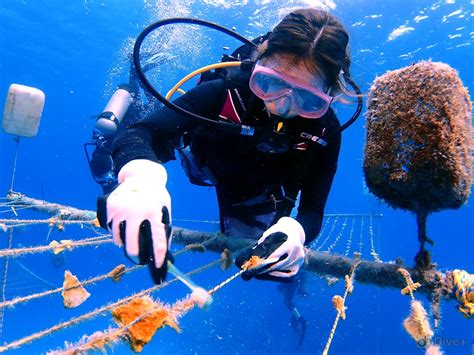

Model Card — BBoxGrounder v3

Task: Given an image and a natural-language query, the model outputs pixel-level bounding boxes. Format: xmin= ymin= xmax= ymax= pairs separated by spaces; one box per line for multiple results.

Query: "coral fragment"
xmin=241 ymin=255 xmax=265 ymax=271
xmin=332 ymin=295 xmax=346 ymax=320
xmin=49 ymin=239 xmax=74 ymax=254
xmin=108 ymin=264 xmax=127 ymax=282
xmin=112 ymin=296 xmax=180 ymax=352
xmin=62 ymin=270 xmax=90 ymax=308
xmin=403 ymin=300 xmax=434 ymax=343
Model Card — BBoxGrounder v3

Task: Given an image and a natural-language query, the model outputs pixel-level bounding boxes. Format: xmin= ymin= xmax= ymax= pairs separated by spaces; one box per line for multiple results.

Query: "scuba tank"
xmin=85 ymin=85 xmax=133 ymax=193
xmin=95 ymin=85 xmax=133 ymax=138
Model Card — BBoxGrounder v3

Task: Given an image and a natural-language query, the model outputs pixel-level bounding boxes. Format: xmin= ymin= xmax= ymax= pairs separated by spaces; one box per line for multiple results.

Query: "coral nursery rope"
xmin=368 ymin=215 xmax=381 ymax=262
xmin=326 ymin=216 xmax=348 ymax=253
xmin=208 ymin=269 xmax=246 ymax=295
xmin=55 ymin=257 xmax=245 ymax=353
xmin=344 ymin=217 xmax=356 ymax=257
xmin=0 ymin=218 xmax=98 ymax=228
xmin=322 ymin=259 xmax=361 ymax=355
xmin=0 ymin=258 xmax=221 ymax=352
xmin=0 ymin=265 xmax=142 ymax=310
xmin=0 ymin=237 xmax=113 ymax=258
xmin=0 ymin=229 xmax=14 ymax=338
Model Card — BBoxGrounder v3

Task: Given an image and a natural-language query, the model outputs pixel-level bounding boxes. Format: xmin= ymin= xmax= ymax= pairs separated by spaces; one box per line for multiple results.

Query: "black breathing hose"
xmin=132 ymin=17 xmax=363 ymax=138
xmin=132 ymin=18 xmax=257 ymax=135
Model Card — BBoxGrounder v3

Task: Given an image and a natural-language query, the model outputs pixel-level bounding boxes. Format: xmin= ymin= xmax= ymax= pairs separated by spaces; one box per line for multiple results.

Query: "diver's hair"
xmin=259 ymin=8 xmax=351 ymax=94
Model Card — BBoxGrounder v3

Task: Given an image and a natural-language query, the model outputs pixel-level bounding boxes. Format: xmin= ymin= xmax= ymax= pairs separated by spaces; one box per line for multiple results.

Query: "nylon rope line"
xmin=322 ymin=258 xmax=361 ymax=355
xmin=309 ymin=215 xmax=331 ymax=249
xmin=13 ymin=260 xmax=56 ymax=288
xmin=0 ymin=204 xmax=37 ymax=213
xmin=55 ymin=251 xmax=252 ymax=354
xmin=173 ymin=218 xmax=220 ymax=224
xmin=344 ymin=217 xmax=356 ymax=257
xmin=369 ymin=215 xmax=381 ymax=262
xmin=0 ymin=229 xmax=14 ymax=338
xmin=8 ymin=137 xmax=20 ymax=193
xmin=326 ymin=216 xmax=348 ymax=254
xmin=0 ymin=230 xmax=217 ymax=309
xmin=208 ymin=244 xmax=274 ymax=296
xmin=0 ymin=218 xmax=100 ymax=228
xmin=208 ymin=269 xmax=246 ymax=295
xmin=358 ymin=216 xmax=365 ymax=256
xmin=0 ymin=257 xmax=223 ymax=353
xmin=0 ymin=205 xmax=33 ymax=217
xmin=0 ymin=278 xmax=178 ymax=353
xmin=0 ymin=264 xmax=143 ymax=310
xmin=0 ymin=237 xmax=113 ymax=258
xmin=320 ymin=215 xmax=331 ymax=236
xmin=316 ymin=215 xmax=339 ymax=252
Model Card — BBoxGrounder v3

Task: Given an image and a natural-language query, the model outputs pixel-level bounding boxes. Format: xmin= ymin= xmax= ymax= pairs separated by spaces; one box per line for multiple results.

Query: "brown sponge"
xmin=364 ymin=61 xmax=472 ymax=213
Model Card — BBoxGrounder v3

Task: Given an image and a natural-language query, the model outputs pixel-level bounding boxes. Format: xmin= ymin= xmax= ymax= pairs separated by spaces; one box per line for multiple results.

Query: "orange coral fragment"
xmin=403 ymin=300 xmax=434 ymax=343
xmin=242 ymin=256 xmax=265 ymax=271
xmin=112 ymin=296 xmax=180 ymax=352
xmin=332 ymin=295 xmax=346 ymax=320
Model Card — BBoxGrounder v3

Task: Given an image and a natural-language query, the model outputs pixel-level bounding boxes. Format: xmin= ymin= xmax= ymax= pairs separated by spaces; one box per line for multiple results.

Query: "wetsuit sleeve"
xmin=296 ymin=115 xmax=341 ymax=245
xmin=112 ymin=79 xmax=226 ymax=172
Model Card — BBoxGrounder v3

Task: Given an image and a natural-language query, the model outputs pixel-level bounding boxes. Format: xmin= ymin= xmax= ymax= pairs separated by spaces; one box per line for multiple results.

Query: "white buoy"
xmin=2 ymin=84 xmax=45 ymax=138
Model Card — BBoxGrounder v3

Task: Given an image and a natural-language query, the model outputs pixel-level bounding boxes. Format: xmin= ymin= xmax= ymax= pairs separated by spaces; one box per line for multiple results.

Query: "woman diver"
xmin=96 ymin=8 xmax=360 ymax=288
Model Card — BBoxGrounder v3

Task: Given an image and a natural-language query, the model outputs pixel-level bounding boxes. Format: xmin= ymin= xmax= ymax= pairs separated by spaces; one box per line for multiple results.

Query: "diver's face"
xmin=258 ymin=55 xmax=328 ymax=119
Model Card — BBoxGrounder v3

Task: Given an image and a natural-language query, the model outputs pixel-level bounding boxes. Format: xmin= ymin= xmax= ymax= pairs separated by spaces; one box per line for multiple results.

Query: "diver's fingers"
xmin=124 ymin=216 xmax=142 ymax=262
xmin=150 ymin=220 xmax=167 ymax=269
xmin=111 ymin=219 xmax=122 ymax=247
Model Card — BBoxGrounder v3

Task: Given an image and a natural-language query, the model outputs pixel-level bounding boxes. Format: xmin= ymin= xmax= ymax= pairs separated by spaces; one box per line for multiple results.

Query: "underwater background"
xmin=0 ymin=0 xmax=472 ymax=354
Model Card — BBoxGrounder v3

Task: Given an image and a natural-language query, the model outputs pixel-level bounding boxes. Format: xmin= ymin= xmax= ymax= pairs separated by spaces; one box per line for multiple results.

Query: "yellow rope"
xmin=451 ymin=269 xmax=474 ymax=319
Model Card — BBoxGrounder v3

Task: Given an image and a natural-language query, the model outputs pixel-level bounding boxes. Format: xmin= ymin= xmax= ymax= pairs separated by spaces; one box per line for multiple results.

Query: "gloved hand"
xmin=235 ymin=217 xmax=306 ymax=280
xmin=97 ymin=159 xmax=172 ymax=284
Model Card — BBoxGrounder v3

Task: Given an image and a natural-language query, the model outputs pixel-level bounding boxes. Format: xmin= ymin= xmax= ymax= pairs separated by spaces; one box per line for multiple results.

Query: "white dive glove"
xmin=97 ymin=159 xmax=172 ymax=284
xmin=235 ymin=217 xmax=306 ymax=280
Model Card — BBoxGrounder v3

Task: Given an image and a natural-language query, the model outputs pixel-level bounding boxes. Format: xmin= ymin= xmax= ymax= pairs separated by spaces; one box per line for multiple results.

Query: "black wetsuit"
xmin=112 ymin=73 xmax=341 ymax=245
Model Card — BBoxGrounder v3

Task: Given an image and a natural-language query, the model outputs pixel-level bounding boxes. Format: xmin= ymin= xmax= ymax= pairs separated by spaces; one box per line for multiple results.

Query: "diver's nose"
xmin=275 ymin=94 xmax=292 ymax=117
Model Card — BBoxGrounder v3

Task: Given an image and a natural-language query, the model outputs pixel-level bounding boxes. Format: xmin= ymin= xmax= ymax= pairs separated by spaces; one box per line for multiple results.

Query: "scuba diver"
xmin=86 ymin=51 xmax=170 ymax=193
xmin=90 ymin=7 xmax=361 ymax=348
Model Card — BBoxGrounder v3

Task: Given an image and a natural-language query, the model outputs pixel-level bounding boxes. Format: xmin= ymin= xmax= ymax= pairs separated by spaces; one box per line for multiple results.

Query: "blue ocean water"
xmin=0 ymin=0 xmax=472 ymax=354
